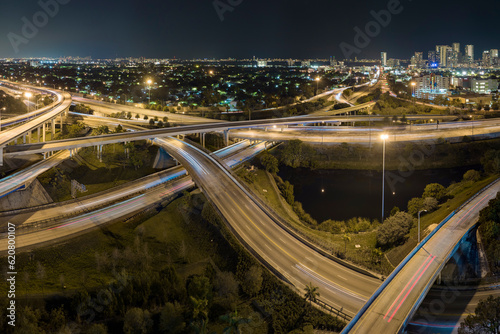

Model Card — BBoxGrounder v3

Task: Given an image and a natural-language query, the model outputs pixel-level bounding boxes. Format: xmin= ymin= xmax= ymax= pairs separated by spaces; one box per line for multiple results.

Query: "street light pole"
xmin=418 ymin=210 xmax=427 ymax=243
xmin=25 ymin=92 xmax=32 ymax=112
xmin=316 ymin=77 xmax=320 ymax=95
xmin=146 ymin=79 xmax=152 ymax=105
xmin=381 ymin=134 xmax=389 ymax=222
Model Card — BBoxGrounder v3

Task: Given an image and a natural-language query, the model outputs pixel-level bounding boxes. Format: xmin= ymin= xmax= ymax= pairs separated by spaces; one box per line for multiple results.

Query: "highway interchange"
xmin=1 ymin=79 xmax=500 ymax=333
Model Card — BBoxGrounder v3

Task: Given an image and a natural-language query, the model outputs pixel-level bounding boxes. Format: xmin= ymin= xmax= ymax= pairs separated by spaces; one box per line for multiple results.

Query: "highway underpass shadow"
xmin=405 ymin=283 xmax=476 ymax=334
xmin=406 ymin=231 xmax=482 ymax=334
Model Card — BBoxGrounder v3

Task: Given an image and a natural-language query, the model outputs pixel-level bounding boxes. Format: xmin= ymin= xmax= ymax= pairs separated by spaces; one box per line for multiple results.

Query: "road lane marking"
xmin=383 ymin=254 xmax=433 ymax=320
xmin=295 ymin=263 xmax=367 ymax=301
xmin=388 ymin=256 xmax=436 ymax=323
xmin=226 ymin=195 xmax=369 ymax=300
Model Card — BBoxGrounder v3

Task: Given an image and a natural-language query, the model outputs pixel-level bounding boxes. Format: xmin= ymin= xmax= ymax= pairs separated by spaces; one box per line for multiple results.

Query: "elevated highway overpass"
xmin=0 ymin=82 xmax=72 ymax=166
xmin=343 ymin=179 xmax=500 ymax=333
xmin=2 ymin=114 xmax=459 ymax=157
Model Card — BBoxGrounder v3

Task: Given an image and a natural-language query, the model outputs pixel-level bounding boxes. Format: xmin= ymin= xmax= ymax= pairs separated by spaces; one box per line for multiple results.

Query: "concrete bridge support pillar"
xmin=97 ymin=145 xmax=103 ymax=162
xmin=60 ymin=114 xmax=63 ymax=132
xmin=223 ymin=130 xmax=229 ymax=147
xmin=37 ymin=127 xmax=41 ymax=143
xmin=23 ymin=133 xmax=26 ymax=144
xmin=201 ymin=133 xmax=206 ymax=148
xmin=0 ymin=146 xmax=3 ymax=166
xmin=52 ymin=119 xmax=56 ymax=138
xmin=27 ymin=130 xmax=31 ymax=144
xmin=42 ymin=123 xmax=46 ymax=142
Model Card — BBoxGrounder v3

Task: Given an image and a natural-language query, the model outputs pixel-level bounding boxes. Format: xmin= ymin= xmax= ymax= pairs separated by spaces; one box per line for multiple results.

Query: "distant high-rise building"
xmin=436 ymin=45 xmax=450 ymax=67
xmin=257 ymin=60 xmax=267 ymax=67
xmin=491 ymin=49 xmax=499 ymax=67
xmin=483 ymin=51 xmax=491 ymax=66
xmin=451 ymin=43 xmax=461 ymax=67
xmin=381 ymin=52 xmax=387 ymax=67
xmin=465 ymin=45 xmax=474 ymax=63
xmin=428 ymin=51 xmax=438 ymax=67
xmin=411 ymin=52 xmax=423 ymax=67
xmin=329 ymin=56 xmax=336 ymax=66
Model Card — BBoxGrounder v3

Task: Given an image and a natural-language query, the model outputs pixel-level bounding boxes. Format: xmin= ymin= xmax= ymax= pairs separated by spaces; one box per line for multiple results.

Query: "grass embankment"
xmin=2 ymin=192 xmax=228 ymax=297
xmin=0 ymin=190 xmax=344 ymax=333
xmin=38 ymin=142 xmax=159 ymax=202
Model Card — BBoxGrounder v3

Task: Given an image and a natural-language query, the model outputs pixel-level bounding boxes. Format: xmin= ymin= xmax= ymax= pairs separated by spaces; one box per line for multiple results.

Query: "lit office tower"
xmin=428 ymin=51 xmax=438 ymax=66
xmin=451 ymin=43 xmax=461 ymax=66
xmin=492 ymin=49 xmax=499 ymax=66
xmin=483 ymin=51 xmax=491 ymax=66
xmin=411 ymin=52 xmax=423 ymax=67
xmin=436 ymin=45 xmax=449 ymax=67
xmin=381 ymin=52 xmax=387 ymax=66
xmin=465 ymin=45 xmax=474 ymax=63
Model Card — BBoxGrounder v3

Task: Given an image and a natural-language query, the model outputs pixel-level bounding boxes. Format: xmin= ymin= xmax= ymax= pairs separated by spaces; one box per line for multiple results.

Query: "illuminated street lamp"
xmin=380 ymin=134 xmax=389 ymax=222
xmin=146 ymin=79 xmax=153 ymax=104
xmin=24 ymin=92 xmax=32 ymax=112
xmin=315 ymin=77 xmax=320 ymax=95
xmin=418 ymin=210 xmax=427 ymax=243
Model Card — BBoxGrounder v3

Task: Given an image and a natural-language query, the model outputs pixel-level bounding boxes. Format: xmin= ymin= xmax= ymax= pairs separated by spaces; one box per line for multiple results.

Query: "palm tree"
xmin=220 ymin=309 xmax=251 ymax=334
xmin=190 ymin=296 xmax=209 ymax=321
xmin=304 ymin=283 xmax=320 ymax=306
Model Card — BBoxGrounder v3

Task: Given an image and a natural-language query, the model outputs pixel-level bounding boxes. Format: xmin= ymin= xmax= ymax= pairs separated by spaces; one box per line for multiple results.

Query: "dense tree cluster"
xmin=459 ymin=296 xmax=500 ymax=333
xmin=376 ymin=212 xmax=415 ymax=248
xmin=0 ymin=88 xmax=28 ymax=114
xmin=477 ymin=192 xmax=500 ymax=273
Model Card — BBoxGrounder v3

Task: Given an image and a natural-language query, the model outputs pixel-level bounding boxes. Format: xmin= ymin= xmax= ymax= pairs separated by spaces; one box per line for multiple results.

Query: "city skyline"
xmin=1 ymin=0 xmax=499 ymax=59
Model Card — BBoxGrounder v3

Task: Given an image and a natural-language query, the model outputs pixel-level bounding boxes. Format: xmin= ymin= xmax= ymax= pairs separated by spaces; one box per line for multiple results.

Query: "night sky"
xmin=1 ymin=0 xmax=498 ymax=59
